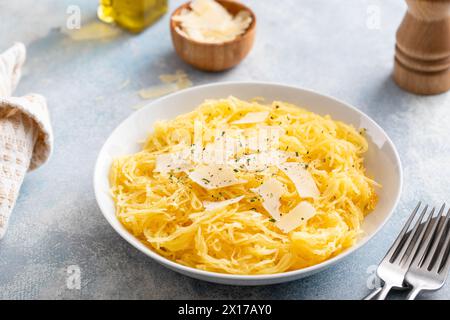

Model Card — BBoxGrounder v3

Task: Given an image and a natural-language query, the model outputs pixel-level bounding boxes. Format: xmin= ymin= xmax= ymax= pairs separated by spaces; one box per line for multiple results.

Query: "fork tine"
xmin=393 ymin=204 xmax=429 ymax=264
xmin=402 ymin=206 xmax=437 ymax=267
xmin=431 ymin=208 xmax=450 ymax=273
xmin=383 ymin=202 xmax=422 ymax=262
xmin=440 ymin=231 xmax=450 ymax=276
xmin=424 ymin=208 xmax=450 ymax=271
xmin=410 ymin=204 xmax=445 ymax=268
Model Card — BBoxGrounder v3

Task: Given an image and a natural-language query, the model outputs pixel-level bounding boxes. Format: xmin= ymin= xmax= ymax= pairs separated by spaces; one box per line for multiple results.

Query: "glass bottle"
xmin=98 ymin=0 xmax=168 ymax=33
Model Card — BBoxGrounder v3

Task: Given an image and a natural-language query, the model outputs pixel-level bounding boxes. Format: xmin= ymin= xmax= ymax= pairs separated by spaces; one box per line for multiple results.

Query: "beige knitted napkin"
xmin=0 ymin=43 xmax=53 ymax=238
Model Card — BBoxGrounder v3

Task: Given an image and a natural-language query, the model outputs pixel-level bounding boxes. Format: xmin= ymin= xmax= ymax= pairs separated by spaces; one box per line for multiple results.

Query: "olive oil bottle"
xmin=98 ymin=0 xmax=168 ymax=33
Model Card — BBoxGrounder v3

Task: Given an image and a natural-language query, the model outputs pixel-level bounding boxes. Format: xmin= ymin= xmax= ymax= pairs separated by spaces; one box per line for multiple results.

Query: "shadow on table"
xmin=362 ymin=73 xmax=449 ymax=122
xmin=182 ymin=267 xmax=346 ymax=300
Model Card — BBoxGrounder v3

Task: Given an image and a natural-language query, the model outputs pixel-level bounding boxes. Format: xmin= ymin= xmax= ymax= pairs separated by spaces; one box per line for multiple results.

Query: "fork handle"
xmin=375 ymin=284 xmax=393 ymax=300
xmin=407 ymin=287 xmax=422 ymax=300
xmin=363 ymin=287 xmax=382 ymax=300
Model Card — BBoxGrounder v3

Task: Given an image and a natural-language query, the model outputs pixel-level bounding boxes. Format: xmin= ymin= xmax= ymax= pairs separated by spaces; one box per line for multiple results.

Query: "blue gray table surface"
xmin=0 ymin=0 xmax=449 ymax=300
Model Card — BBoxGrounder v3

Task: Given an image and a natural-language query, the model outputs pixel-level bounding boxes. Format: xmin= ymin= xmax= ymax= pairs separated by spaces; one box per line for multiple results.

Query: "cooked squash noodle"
xmin=110 ymin=97 xmax=379 ymax=274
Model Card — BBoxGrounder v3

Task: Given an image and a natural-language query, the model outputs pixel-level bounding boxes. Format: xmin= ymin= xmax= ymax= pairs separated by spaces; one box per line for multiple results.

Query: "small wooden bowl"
xmin=170 ymin=0 xmax=256 ymax=72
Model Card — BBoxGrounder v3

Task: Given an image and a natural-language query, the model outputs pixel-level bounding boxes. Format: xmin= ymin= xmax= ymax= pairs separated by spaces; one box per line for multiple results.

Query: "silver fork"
xmin=364 ymin=202 xmax=437 ymax=300
xmin=404 ymin=206 xmax=450 ymax=300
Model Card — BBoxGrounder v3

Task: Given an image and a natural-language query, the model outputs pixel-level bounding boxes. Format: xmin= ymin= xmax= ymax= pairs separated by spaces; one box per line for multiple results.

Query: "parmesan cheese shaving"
xmin=186 ymin=164 xmax=247 ymax=189
xmin=201 ymin=133 xmax=239 ymax=164
xmin=172 ymin=0 xmax=252 ymax=44
xmin=232 ymin=111 xmax=269 ymax=125
xmin=251 ymin=178 xmax=286 ymax=221
xmin=154 ymin=149 xmax=192 ymax=174
xmin=278 ymin=162 xmax=320 ymax=199
xmin=275 ymin=201 xmax=316 ymax=233
xmin=203 ymin=195 xmax=244 ymax=211
xmin=202 ymin=143 xmax=230 ymax=165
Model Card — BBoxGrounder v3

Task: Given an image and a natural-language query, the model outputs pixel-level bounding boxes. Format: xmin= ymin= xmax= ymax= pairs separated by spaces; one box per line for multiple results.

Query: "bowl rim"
xmin=94 ymin=81 xmax=403 ymax=282
xmin=170 ymin=0 xmax=257 ymax=47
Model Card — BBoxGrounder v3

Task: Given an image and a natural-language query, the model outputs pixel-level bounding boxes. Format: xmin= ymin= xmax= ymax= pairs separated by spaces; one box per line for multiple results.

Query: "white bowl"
xmin=94 ymin=82 xmax=402 ymax=285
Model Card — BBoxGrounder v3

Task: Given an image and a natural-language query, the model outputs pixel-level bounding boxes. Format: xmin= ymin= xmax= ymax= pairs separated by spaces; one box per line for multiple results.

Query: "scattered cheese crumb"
xmin=139 ymin=70 xmax=192 ymax=100
xmin=63 ymin=22 xmax=122 ymax=41
xmin=118 ymin=79 xmax=130 ymax=90
xmin=139 ymin=83 xmax=179 ymax=99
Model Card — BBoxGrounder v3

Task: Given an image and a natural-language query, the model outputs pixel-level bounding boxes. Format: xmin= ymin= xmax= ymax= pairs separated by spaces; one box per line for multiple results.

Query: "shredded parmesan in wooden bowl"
xmin=172 ymin=0 xmax=253 ymax=43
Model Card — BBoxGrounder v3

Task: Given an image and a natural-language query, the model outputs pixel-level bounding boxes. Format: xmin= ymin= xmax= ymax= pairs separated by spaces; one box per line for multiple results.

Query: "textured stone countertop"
xmin=0 ymin=0 xmax=449 ymax=300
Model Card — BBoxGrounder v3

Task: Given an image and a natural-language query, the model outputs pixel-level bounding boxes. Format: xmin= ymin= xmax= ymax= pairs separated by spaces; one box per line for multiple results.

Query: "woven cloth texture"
xmin=0 ymin=42 xmax=53 ymax=238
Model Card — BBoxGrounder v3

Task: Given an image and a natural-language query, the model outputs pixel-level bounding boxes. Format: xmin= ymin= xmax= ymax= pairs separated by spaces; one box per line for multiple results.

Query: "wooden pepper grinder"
xmin=394 ymin=0 xmax=450 ymax=95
